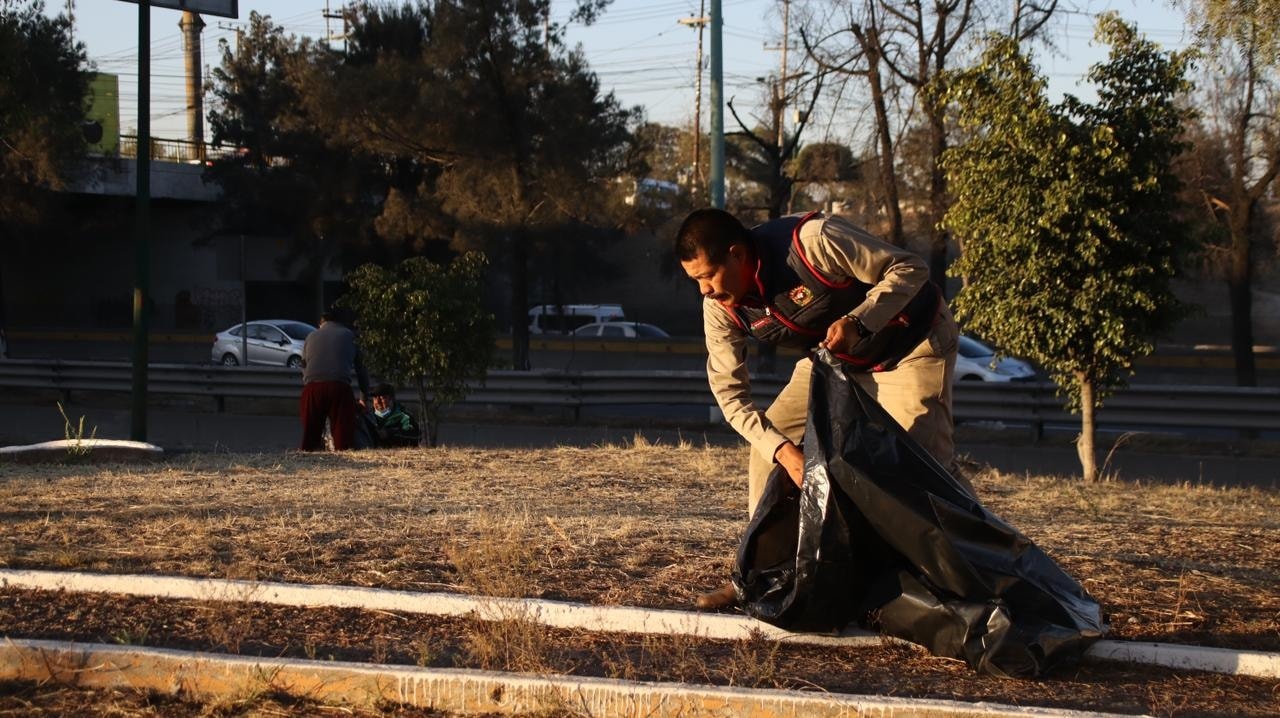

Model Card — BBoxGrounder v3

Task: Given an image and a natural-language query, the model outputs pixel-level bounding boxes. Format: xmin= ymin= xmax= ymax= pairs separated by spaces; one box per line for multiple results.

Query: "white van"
xmin=528 ymin=303 xmax=625 ymax=334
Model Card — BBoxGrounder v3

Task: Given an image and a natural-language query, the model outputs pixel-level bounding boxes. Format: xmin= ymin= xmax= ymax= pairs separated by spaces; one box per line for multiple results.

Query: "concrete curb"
xmin=0 ymin=568 xmax=883 ymax=647
xmin=0 ymin=638 xmax=1129 ymax=717
xmin=2 ymin=568 xmax=1277 ymax=679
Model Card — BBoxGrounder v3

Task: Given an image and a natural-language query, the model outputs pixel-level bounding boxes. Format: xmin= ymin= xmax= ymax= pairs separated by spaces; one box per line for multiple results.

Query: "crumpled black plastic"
xmin=733 ymin=351 xmax=1106 ymax=678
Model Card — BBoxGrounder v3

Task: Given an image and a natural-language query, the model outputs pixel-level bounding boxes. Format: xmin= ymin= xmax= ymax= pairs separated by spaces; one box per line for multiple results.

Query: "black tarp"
xmin=733 ymin=351 xmax=1106 ymax=677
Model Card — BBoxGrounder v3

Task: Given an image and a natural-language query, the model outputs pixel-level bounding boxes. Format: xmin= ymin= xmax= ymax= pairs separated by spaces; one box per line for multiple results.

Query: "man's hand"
xmin=821 ymin=316 xmax=860 ymax=353
xmin=774 ymin=441 xmax=804 ymax=488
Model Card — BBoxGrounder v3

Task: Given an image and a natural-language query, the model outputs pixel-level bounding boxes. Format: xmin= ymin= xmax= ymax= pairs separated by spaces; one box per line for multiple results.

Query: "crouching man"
xmin=676 ymin=208 xmax=959 ymax=610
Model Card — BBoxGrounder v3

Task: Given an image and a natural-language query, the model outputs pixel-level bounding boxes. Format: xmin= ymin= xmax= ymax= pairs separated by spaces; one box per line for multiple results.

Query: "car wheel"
xmin=287 ymin=355 xmax=303 ymax=369
xmin=221 ymin=353 xmax=240 ymax=366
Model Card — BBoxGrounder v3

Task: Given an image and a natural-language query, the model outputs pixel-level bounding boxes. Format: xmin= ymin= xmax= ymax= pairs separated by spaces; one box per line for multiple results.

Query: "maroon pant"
xmin=299 ymin=380 xmax=357 ymax=451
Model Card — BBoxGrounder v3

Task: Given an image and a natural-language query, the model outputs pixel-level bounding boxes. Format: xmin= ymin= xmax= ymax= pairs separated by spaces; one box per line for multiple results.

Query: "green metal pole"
xmin=708 ymin=0 xmax=724 ymax=209
xmin=130 ymin=0 xmax=151 ymax=441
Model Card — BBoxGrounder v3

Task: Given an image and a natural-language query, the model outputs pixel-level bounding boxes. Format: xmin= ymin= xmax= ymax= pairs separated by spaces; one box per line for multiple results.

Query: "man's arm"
xmin=801 ymin=214 xmax=930 ymax=333
xmin=703 ymin=299 xmax=791 ymax=466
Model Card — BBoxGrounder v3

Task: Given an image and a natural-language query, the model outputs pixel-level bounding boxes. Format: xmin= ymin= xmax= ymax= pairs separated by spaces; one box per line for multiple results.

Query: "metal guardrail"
xmin=2 ymin=359 xmax=1279 ymax=436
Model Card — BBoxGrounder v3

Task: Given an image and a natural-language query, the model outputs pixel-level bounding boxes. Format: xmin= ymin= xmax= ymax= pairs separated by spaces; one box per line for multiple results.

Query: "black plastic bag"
xmin=733 ymin=351 xmax=1106 ymax=677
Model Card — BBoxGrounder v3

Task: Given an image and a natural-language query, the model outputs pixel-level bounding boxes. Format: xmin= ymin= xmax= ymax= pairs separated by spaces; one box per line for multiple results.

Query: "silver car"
xmin=211 ymin=320 xmax=316 ymax=368
xmin=954 ymin=335 xmax=1037 ymax=382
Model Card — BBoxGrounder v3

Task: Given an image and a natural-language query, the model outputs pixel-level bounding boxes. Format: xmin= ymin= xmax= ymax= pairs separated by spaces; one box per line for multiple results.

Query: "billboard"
xmin=115 ymin=1 xmax=238 ymax=19
xmin=86 ymin=73 xmax=121 ymax=155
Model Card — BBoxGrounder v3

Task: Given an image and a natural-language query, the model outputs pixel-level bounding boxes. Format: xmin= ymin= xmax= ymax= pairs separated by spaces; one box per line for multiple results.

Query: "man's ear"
xmin=727 ymin=243 xmax=750 ymax=263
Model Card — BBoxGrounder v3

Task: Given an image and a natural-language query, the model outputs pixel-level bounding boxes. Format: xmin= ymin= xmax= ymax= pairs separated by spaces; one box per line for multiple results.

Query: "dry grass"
xmin=0 ymin=439 xmax=1277 ymax=658
xmin=36 ymin=411 xmax=1280 ymax=716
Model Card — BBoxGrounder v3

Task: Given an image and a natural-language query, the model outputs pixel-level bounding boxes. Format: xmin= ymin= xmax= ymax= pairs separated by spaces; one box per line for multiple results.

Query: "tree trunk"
xmin=415 ymin=378 xmax=432 ymax=448
xmin=312 ymin=241 xmax=326 ymax=324
xmin=509 ymin=231 xmax=531 ymax=371
xmin=0 ymin=225 xmax=9 ymax=359
xmin=853 ymin=23 xmax=904 ymax=247
xmin=425 ymin=403 xmax=440 ymax=447
xmin=1227 ymin=205 xmax=1256 ymax=387
xmin=925 ymin=95 xmax=949 ymax=291
xmin=1077 ymin=373 xmax=1097 ymax=482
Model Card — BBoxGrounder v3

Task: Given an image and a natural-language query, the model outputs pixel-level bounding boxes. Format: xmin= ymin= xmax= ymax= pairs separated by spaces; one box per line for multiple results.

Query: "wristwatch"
xmin=847 ymin=314 xmax=870 ymax=338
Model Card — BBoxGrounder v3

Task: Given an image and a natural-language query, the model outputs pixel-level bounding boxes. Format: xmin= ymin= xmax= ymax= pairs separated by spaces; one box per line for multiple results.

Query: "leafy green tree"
xmin=205 ymin=12 xmax=382 ymax=319
xmin=942 ymin=16 xmax=1194 ymax=481
xmin=0 ymin=0 xmax=88 ymax=354
xmin=338 ymin=252 xmax=494 ymax=447
xmin=296 ymin=1 xmax=637 ymax=371
xmin=1178 ymin=0 xmax=1280 ymax=386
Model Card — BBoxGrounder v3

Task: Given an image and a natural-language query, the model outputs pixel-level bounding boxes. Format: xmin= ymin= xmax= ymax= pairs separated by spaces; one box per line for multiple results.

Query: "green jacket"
xmin=368 ymin=404 xmax=420 ymax=447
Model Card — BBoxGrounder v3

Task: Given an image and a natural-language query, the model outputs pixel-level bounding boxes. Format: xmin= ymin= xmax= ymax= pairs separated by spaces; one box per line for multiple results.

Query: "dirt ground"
xmin=1 ymin=442 xmax=1278 ymax=716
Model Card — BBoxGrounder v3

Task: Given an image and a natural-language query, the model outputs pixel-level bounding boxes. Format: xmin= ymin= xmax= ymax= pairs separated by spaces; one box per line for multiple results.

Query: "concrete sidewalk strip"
xmin=0 ymin=638 xmax=1128 ymax=717
xmin=2 ymin=568 xmax=1277 ymax=679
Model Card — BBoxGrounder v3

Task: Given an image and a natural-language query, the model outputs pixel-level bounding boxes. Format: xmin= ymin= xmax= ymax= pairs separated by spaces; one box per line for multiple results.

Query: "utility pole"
xmin=777 ymin=0 xmax=789 ymax=153
xmin=709 ymin=0 xmax=724 ymax=209
xmin=131 ymin=0 xmax=151 ymax=441
xmin=678 ymin=3 xmax=708 ymax=203
xmin=179 ymin=11 xmax=205 ymax=161
xmin=323 ymin=1 xmax=347 ymax=53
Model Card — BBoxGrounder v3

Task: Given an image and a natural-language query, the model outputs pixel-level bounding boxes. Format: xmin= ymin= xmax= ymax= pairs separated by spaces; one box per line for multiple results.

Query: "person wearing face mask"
xmin=359 ymin=383 xmax=421 ymax=448
xmin=675 ymin=208 xmax=960 ymax=610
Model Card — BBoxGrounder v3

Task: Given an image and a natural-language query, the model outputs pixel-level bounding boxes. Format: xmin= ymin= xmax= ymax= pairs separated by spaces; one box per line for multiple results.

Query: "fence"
xmin=2 ymin=359 xmax=1279 ymax=438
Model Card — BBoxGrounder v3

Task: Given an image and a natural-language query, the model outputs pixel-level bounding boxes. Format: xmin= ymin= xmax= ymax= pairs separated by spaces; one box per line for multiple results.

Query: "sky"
xmin=55 ymin=0 xmax=1193 ymax=146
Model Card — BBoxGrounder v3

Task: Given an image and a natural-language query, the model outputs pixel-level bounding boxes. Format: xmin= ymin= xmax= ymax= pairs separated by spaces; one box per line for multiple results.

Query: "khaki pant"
xmin=747 ymin=306 xmax=958 ymax=515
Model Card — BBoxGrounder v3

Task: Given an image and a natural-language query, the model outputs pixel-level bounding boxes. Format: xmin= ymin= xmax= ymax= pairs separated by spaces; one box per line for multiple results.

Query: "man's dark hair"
xmin=371 ymin=382 xmax=396 ymax=398
xmin=675 ymin=208 xmax=751 ymax=264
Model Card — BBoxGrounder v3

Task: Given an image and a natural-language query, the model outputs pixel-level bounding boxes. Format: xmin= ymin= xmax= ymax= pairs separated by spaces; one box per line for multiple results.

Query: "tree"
xmin=802 ymin=0 xmax=1059 ymax=269
xmin=789 ymin=140 xmax=862 ymax=209
xmin=205 ymin=13 xmax=383 ymax=320
xmin=296 ymin=1 xmax=637 ymax=371
xmin=725 ymin=73 xmax=824 ymax=219
xmin=338 ymin=253 xmax=494 ymax=447
xmin=0 ymin=0 xmax=88 ymax=355
xmin=942 ymin=17 xmax=1193 ymax=481
xmin=1179 ymin=0 xmax=1280 ymax=386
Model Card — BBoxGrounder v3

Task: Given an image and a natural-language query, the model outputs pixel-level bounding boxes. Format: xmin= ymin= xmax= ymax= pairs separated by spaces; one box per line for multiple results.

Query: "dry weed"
xmin=456 ymin=610 xmax=554 ymax=674
xmin=724 ymin=628 xmax=785 ymax=688
xmin=445 ymin=511 xmax=540 ymax=598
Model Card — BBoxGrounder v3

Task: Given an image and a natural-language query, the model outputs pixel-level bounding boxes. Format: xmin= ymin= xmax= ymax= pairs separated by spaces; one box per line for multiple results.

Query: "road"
xmin=4 ymin=329 xmax=1277 ymax=386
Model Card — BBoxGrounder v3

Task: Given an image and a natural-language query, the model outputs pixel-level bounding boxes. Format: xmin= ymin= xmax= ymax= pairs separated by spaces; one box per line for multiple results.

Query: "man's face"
xmin=372 ymin=394 xmax=392 ymax=412
xmin=680 ymin=244 xmax=754 ymax=306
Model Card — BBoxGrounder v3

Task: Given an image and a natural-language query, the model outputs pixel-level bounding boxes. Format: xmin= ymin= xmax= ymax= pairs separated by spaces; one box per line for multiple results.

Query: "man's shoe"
xmin=695 ymin=582 xmax=738 ymax=610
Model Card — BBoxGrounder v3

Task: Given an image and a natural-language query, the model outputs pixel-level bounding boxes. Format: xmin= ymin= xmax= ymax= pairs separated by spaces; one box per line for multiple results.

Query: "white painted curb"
xmin=2 ymin=568 xmax=1277 ymax=679
xmin=0 ymin=638 xmax=1133 ymax=717
xmin=0 ymin=438 xmax=162 ymax=454
xmin=0 ymin=568 xmax=882 ymax=647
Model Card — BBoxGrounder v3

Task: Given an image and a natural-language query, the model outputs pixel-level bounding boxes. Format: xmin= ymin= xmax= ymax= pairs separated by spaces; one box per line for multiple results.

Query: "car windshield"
xmin=227 ymin=325 xmax=244 ymax=337
xmin=958 ymin=336 xmax=994 ymax=359
xmin=277 ymin=322 xmax=315 ymax=340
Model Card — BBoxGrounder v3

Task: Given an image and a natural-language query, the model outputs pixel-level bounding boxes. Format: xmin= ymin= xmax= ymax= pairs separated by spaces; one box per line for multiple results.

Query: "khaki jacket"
xmin=702 ymin=214 xmax=930 ymax=461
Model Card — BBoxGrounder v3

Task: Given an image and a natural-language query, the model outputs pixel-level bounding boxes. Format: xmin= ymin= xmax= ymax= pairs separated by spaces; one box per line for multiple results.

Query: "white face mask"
xmin=374 ymin=406 xmax=391 ymax=418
